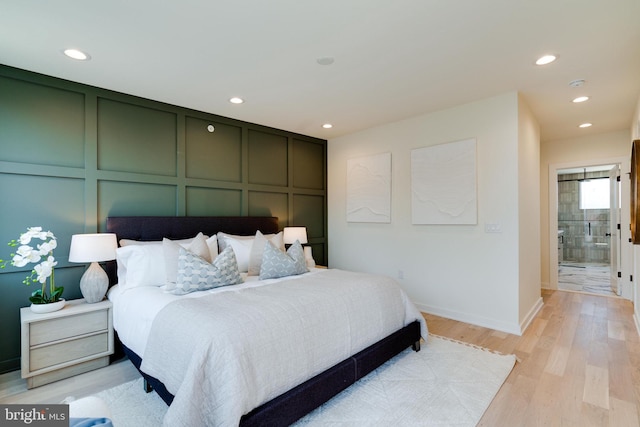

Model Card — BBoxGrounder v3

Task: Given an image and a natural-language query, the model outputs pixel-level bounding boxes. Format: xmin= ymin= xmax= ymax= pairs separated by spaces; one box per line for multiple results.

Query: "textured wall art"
xmin=346 ymin=152 xmax=391 ymax=223
xmin=411 ymin=138 xmax=477 ymax=224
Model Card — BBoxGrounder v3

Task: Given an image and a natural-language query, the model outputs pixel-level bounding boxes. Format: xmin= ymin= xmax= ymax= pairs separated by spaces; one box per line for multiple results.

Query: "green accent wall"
xmin=0 ymin=64 xmax=327 ymax=374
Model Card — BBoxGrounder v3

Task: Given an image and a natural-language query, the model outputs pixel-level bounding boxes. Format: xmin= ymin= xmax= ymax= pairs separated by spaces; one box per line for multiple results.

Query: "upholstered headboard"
xmin=104 ymin=216 xmax=279 ymax=286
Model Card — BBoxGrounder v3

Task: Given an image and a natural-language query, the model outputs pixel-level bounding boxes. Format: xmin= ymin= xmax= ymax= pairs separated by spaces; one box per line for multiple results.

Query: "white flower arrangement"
xmin=0 ymin=227 xmax=64 ymax=304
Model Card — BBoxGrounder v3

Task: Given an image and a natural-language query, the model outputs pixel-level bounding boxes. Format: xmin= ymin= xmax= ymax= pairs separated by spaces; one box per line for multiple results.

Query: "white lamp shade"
xmin=69 ymin=233 xmax=118 ymax=262
xmin=283 ymin=227 xmax=308 ymax=244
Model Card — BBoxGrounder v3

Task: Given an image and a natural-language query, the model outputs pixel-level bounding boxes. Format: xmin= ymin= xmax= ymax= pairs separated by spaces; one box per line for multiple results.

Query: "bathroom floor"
xmin=558 ymin=262 xmax=616 ymax=296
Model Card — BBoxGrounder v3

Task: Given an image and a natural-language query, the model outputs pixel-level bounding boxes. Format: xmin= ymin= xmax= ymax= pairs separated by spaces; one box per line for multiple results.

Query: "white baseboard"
xmin=416 ymin=302 xmax=523 ymax=336
xmin=417 ymin=296 xmax=544 ymax=337
xmin=634 ymin=313 xmax=640 ymax=338
xmin=520 ymin=297 xmax=544 ymax=334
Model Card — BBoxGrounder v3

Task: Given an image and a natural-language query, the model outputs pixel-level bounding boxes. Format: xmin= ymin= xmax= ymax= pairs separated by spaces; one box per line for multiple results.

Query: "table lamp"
xmin=283 ymin=226 xmax=315 ymax=268
xmin=69 ymin=233 xmax=117 ymax=303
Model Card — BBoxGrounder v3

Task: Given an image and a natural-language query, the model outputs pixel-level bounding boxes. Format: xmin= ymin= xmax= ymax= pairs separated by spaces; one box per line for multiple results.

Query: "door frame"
xmin=548 ymin=156 xmax=632 ymax=299
xmin=609 ymin=164 xmax=622 ymax=295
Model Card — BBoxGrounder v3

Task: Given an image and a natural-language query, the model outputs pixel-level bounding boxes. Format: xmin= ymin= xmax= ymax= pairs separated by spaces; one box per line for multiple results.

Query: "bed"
xmin=105 ymin=216 xmax=427 ymax=426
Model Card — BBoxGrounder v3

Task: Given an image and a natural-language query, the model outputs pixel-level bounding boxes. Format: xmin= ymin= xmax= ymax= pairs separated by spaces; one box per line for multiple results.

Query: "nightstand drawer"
xmin=30 ymin=310 xmax=108 ymax=346
xmin=30 ymin=332 xmax=109 ymax=371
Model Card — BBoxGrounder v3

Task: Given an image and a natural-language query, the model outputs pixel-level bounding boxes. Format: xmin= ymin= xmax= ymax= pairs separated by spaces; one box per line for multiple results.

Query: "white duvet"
xmin=107 ymin=269 xmax=326 ymax=357
xmin=110 ymin=268 xmax=427 ymax=427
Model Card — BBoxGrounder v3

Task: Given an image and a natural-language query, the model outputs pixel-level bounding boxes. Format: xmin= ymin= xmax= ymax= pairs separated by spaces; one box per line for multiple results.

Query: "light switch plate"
xmin=485 ymin=223 xmax=502 ymax=233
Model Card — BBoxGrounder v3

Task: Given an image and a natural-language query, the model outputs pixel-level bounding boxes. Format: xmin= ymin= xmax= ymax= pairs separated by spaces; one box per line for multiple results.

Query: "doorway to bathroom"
xmin=556 ymin=164 xmax=620 ymax=296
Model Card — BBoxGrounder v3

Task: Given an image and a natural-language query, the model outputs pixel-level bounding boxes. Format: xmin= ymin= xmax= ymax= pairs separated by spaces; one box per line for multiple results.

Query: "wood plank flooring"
xmin=424 ymin=289 xmax=640 ymax=426
xmin=0 ymin=357 xmax=139 ymax=404
xmin=1 ymin=289 xmax=638 ymax=426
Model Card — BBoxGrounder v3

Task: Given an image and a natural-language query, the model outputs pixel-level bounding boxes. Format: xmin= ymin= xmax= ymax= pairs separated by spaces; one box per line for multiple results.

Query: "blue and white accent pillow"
xmin=167 ymin=246 xmax=243 ymax=295
xmin=259 ymin=240 xmax=308 ymax=280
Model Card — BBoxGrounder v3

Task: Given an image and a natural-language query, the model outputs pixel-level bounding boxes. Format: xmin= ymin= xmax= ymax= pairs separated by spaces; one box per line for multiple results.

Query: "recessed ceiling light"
xmin=229 ymin=97 xmax=244 ymax=104
xmin=572 ymin=96 xmax=590 ymax=103
xmin=579 ymin=123 xmax=592 ymax=128
xmin=535 ymin=54 xmax=556 ymax=65
xmin=322 ymin=123 xmax=333 ymax=129
xmin=63 ymin=48 xmax=90 ymax=61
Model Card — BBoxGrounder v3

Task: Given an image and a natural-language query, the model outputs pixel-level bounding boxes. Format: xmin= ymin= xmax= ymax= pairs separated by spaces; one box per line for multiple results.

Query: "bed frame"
xmin=105 ymin=216 xmax=421 ymax=426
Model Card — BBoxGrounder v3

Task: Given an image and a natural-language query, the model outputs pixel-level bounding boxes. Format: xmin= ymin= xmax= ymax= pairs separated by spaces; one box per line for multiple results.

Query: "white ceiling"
xmin=2 ymin=1 xmax=639 ymax=142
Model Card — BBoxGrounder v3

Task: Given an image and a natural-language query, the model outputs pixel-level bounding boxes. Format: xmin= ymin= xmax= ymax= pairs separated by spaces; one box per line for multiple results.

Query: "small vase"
xmin=30 ymin=298 xmax=65 ymax=314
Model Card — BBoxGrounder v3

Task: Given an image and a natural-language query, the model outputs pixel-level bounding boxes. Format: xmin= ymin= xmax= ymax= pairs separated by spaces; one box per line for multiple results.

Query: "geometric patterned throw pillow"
xmin=259 ymin=240 xmax=308 ymax=280
xmin=167 ymin=246 xmax=243 ymax=295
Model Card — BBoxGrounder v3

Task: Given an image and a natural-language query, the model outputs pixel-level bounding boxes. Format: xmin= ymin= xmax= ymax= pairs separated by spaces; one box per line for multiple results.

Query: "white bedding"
xmin=109 ymin=268 xmax=427 ymax=427
xmin=107 ymin=269 xmax=325 ymax=357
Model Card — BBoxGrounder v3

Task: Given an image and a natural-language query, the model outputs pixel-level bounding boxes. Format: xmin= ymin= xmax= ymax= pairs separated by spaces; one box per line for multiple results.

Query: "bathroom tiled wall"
xmin=557 ymin=170 xmax=610 ymax=264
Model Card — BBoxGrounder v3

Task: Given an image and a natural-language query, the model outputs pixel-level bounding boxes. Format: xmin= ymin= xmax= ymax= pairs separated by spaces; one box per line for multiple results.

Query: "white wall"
xmin=518 ymin=94 xmax=543 ymax=330
xmin=540 ymin=129 xmax=631 ymax=291
xmin=328 ymin=92 xmax=531 ymax=334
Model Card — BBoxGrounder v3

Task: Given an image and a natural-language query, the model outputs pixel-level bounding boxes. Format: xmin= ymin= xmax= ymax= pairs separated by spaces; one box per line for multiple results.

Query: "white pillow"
xmin=221 ymin=235 xmax=254 ymax=273
xmin=163 ymin=232 xmax=211 ymax=284
xmin=248 ymin=231 xmax=284 ymax=275
xmin=116 ymin=234 xmax=211 ymax=289
xmin=206 ymin=235 xmax=218 ymax=262
xmin=217 ymin=231 xmax=279 ymax=273
xmin=216 ymin=232 xmax=253 ymax=253
xmin=116 ymin=244 xmax=165 ymax=289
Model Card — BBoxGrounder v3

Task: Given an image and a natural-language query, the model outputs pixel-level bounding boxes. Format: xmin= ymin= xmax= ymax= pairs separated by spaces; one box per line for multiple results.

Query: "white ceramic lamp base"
xmin=80 ymin=262 xmax=108 ymax=303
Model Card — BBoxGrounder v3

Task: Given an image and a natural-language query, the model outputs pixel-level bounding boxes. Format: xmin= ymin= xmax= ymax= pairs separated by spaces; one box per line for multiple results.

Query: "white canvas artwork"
xmin=411 ymin=138 xmax=477 ymax=224
xmin=346 ymin=152 xmax=391 ymax=223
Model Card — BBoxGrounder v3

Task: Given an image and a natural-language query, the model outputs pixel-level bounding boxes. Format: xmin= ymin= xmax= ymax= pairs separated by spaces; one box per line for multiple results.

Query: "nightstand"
xmin=20 ymin=299 xmax=114 ymax=389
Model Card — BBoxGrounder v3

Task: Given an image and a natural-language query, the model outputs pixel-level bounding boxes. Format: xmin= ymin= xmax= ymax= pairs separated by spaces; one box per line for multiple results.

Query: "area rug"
xmin=91 ymin=335 xmax=515 ymax=426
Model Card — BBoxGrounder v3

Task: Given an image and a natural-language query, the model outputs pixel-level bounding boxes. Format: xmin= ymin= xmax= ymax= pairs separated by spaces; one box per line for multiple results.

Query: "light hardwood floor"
xmin=0 ymin=357 xmax=139 ymax=404
xmin=425 ymin=289 xmax=640 ymax=426
xmin=1 ymin=289 xmax=639 ymax=426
